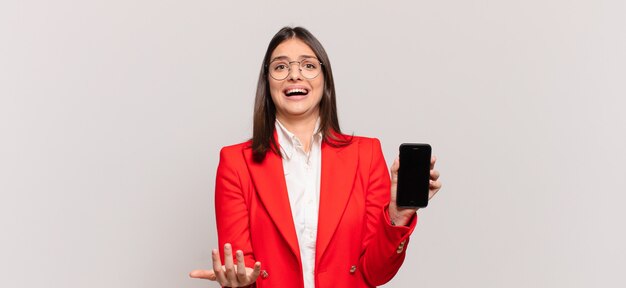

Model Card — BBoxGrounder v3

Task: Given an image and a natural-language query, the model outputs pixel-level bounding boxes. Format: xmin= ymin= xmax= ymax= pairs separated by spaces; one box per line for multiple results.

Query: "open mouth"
xmin=284 ymin=88 xmax=309 ymax=97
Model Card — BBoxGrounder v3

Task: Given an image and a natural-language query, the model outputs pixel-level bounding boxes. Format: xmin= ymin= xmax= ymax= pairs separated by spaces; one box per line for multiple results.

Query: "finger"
xmin=430 ymin=169 xmax=440 ymax=181
xmin=429 ymin=180 xmax=442 ymax=197
xmin=430 ymin=179 xmax=442 ymax=189
xmin=249 ymin=262 xmax=262 ymax=281
xmin=189 ymin=269 xmax=217 ymax=281
xmin=212 ymin=248 xmax=227 ymax=284
xmin=235 ymin=250 xmax=247 ymax=282
xmin=223 ymin=243 xmax=237 ymax=282
xmin=430 ymin=155 xmax=437 ymax=170
xmin=391 ymin=157 xmax=399 ymax=183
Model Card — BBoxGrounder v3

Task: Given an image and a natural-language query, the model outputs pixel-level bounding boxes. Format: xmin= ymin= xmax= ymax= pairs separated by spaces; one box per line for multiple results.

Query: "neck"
xmin=276 ymin=113 xmax=319 ymax=152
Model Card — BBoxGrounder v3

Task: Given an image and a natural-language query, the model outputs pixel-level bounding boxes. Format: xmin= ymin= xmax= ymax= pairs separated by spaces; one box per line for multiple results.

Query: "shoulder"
xmin=326 ymin=130 xmax=381 ymax=147
xmin=219 ymin=140 xmax=252 ymax=155
xmin=343 ymin=135 xmax=388 ymax=175
xmin=327 ymin=134 xmax=384 ymax=160
xmin=350 ymin=135 xmax=381 ymax=145
xmin=218 ymin=140 xmax=252 ymax=166
xmin=343 ymin=135 xmax=383 ymax=152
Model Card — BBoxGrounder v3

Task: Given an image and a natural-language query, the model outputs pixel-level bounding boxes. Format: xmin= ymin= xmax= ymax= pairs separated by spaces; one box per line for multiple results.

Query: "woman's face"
xmin=268 ymin=38 xmax=324 ymax=123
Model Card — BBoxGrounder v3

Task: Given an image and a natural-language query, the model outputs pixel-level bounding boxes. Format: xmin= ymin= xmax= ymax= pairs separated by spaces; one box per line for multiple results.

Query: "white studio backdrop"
xmin=1 ymin=0 xmax=624 ymax=287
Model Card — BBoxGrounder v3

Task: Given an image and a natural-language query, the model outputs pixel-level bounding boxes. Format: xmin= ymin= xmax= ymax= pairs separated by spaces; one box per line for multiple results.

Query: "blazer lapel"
xmin=243 ymin=147 xmax=300 ymax=262
xmin=316 ymin=140 xmax=359 ymax=263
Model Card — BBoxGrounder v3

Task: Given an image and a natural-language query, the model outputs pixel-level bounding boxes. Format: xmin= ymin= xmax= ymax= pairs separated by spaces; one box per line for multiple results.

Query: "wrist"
xmin=388 ymin=203 xmax=416 ymax=226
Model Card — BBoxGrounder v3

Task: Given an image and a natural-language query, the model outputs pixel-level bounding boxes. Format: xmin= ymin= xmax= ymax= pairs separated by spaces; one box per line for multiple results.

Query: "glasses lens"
xmin=300 ymin=59 xmax=321 ymax=79
xmin=269 ymin=61 xmax=289 ymax=80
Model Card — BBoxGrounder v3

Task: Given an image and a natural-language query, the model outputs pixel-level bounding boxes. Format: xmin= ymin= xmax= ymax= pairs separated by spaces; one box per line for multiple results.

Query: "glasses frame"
xmin=266 ymin=58 xmax=324 ymax=81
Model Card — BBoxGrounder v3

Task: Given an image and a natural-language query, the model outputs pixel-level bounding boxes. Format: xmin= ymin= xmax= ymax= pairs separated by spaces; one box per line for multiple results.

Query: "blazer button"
xmin=396 ymin=240 xmax=406 ymax=254
xmin=349 ymin=265 xmax=357 ymax=274
xmin=261 ymin=270 xmax=269 ymax=279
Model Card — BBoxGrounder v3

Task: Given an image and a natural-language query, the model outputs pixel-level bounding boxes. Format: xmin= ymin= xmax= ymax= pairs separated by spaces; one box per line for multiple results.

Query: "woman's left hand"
xmin=388 ymin=156 xmax=442 ymax=226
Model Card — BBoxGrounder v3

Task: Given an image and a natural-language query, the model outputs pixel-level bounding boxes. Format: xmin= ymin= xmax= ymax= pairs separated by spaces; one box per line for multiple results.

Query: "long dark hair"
xmin=251 ymin=26 xmax=351 ymax=162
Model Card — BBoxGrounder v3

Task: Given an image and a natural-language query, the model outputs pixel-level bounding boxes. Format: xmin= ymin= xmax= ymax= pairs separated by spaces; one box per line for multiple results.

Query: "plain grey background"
xmin=1 ymin=0 xmax=625 ymax=287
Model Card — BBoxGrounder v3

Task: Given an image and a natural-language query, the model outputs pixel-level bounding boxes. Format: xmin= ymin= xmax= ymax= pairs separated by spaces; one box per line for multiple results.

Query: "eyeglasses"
xmin=267 ymin=58 xmax=323 ymax=80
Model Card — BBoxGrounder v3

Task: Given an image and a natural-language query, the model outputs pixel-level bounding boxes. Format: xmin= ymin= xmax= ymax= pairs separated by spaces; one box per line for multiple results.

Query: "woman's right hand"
xmin=189 ymin=243 xmax=261 ymax=287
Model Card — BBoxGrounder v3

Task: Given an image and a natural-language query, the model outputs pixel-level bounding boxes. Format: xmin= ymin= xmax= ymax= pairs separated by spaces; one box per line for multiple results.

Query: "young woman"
xmin=190 ymin=26 xmax=442 ymax=288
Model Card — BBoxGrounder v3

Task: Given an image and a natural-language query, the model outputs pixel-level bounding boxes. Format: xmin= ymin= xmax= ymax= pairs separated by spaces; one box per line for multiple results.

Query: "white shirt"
xmin=275 ymin=119 xmax=322 ymax=288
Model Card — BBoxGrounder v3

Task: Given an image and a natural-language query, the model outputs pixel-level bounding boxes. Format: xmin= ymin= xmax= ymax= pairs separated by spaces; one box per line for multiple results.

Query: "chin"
xmin=281 ymin=106 xmax=317 ymax=118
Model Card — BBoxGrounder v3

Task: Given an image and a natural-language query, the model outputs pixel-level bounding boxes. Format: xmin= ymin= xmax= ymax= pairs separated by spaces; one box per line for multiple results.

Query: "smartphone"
xmin=396 ymin=143 xmax=431 ymax=208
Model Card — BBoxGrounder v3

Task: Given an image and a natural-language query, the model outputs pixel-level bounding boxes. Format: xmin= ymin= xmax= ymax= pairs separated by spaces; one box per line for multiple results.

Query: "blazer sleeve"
xmin=214 ymin=147 xmax=257 ymax=269
xmin=358 ymin=138 xmax=418 ymax=286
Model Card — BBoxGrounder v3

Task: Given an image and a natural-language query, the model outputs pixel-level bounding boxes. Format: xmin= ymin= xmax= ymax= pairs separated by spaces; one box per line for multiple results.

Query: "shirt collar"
xmin=275 ymin=118 xmax=322 ymax=160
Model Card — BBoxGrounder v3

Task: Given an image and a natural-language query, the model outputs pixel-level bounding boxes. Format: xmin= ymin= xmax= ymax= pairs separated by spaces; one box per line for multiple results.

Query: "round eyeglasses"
xmin=267 ymin=58 xmax=323 ymax=80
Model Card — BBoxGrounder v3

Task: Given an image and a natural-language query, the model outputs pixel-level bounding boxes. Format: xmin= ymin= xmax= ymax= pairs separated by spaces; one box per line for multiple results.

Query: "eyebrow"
xmin=269 ymin=55 xmax=317 ymax=63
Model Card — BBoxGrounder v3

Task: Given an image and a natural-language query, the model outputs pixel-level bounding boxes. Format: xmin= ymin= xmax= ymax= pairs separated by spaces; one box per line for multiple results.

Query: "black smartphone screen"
xmin=396 ymin=143 xmax=431 ymax=208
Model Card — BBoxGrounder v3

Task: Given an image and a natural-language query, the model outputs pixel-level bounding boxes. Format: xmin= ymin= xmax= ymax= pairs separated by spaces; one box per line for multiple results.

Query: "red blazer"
xmin=215 ymin=136 xmax=417 ymax=288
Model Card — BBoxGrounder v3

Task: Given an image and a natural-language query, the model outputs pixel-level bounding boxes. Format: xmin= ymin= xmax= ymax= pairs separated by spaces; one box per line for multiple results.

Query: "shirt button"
xmin=261 ymin=270 xmax=269 ymax=279
xmin=349 ymin=265 xmax=357 ymax=274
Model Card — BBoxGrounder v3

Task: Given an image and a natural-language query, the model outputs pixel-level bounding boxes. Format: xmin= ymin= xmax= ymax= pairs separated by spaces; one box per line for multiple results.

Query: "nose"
xmin=287 ymin=62 xmax=302 ymax=80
